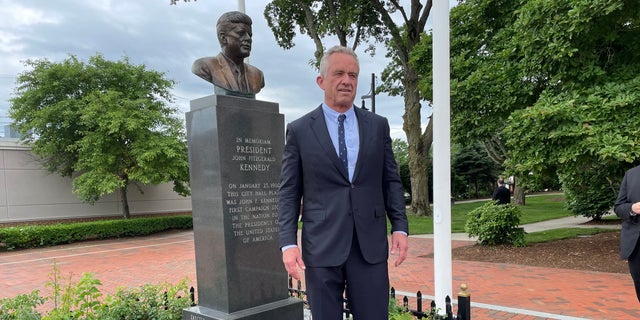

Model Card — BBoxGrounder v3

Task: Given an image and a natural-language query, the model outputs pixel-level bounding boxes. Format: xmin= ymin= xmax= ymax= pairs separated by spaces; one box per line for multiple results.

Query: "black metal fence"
xmin=288 ymin=277 xmax=471 ymax=320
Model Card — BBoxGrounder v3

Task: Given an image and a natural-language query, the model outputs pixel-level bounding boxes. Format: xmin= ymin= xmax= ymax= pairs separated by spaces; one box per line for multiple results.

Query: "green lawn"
xmin=525 ymin=227 xmax=618 ymax=244
xmin=404 ymin=193 xmax=574 ymax=235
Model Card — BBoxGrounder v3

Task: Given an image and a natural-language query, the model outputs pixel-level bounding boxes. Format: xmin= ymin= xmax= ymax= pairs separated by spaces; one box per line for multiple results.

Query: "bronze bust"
xmin=192 ymin=11 xmax=265 ymax=98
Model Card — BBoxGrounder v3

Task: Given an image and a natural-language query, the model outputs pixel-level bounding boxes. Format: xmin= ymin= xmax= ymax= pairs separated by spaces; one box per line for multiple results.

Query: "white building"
xmin=0 ymin=139 xmax=191 ymax=223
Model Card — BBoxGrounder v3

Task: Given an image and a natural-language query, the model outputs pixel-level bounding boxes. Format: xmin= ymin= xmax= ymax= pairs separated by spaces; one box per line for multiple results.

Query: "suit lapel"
xmin=310 ymin=106 xmax=350 ymax=181
xmin=215 ymin=55 xmax=240 ymax=91
xmin=352 ymin=107 xmax=369 ymax=183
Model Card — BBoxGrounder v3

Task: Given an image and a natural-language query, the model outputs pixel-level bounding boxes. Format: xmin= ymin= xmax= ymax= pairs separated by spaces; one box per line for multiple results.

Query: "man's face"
xmin=221 ymin=23 xmax=252 ymax=60
xmin=316 ymin=52 xmax=359 ymax=111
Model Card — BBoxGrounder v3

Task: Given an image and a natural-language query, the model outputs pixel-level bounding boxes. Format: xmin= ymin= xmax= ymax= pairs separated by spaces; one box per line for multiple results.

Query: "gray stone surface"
xmin=184 ymin=95 xmax=303 ymax=319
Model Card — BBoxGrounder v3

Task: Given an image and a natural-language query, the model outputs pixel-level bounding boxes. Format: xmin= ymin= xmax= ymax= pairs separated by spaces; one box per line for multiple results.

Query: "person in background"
xmin=277 ymin=45 xmax=409 ymax=320
xmin=492 ymin=178 xmax=511 ymax=205
xmin=614 ymin=164 xmax=640 ymax=302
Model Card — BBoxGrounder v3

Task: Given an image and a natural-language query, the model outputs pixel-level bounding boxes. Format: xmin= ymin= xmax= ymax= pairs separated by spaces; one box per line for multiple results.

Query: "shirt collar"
xmin=321 ymin=103 xmax=356 ymax=122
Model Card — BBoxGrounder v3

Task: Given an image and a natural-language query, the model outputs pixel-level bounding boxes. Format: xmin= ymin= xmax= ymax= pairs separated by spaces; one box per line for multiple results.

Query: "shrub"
xmin=94 ymin=279 xmax=192 ymax=320
xmin=0 ymin=263 xmax=192 ymax=320
xmin=0 ymin=215 xmax=192 ymax=251
xmin=0 ymin=291 xmax=44 ymax=320
xmin=465 ymin=201 xmax=526 ymax=247
xmin=560 ymin=166 xmax=619 ymax=220
xmin=388 ymin=296 xmax=413 ymax=320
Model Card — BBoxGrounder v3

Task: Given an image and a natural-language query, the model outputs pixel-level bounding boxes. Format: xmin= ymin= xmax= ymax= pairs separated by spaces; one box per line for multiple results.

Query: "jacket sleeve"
xmin=278 ymin=124 xmax=303 ymax=248
xmin=614 ymin=171 xmax=634 ymax=222
xmin=381 ymin=118 xmax=409 ymax=235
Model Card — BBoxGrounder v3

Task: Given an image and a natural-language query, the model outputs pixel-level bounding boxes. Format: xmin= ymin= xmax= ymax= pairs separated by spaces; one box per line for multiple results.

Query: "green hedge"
xmin=0 ymin=215 xmax=192 ymax=251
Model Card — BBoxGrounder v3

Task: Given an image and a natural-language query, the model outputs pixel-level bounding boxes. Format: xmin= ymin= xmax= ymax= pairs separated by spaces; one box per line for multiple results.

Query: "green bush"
xmin=0 ymin=215 xmax=192 ymax=251
xmin=0 ymin=291 xmax=44 ymax=320
xmin=388 ymin=296 xmax=414 ymax=320
xmin=94 ymin=279 xmax=192 ymax=320
xmin=0 ymin=263 xmax=192 ymax=320
xmin=560 ymin=165 xmax=620 ymax=220
xmin=43 ymin=272 xmax=103 ymax=320
xmin=465 ymin=201 xmax=526 ymax=247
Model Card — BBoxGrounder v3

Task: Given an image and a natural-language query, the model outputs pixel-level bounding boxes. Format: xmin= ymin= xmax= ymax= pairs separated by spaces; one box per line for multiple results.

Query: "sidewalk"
xmin=415 ymin=215 xmax=621 ymax=241
xmin=0 ymin=218 xmax=636 ymax=319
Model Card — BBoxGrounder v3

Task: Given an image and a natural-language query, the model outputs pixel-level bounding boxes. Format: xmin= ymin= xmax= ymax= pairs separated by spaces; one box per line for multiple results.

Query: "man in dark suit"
xmin=278 ymin=46 xmax=409 ymax=319
xmin=492 ymin=178 xmax=511 ymax=205
xmin=614 ymin=164 xmax=640 ymax=302
xmin=192 ymin=11 xmax=264 ymax=97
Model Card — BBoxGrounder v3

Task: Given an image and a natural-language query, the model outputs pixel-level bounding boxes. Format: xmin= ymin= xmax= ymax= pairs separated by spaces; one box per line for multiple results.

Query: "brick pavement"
xmin=1 ymin=230 xmax=637 ymax=319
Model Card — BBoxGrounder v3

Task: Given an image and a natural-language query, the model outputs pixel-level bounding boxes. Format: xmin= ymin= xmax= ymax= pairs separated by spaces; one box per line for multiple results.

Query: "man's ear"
xmin=316 ymin=75 xmax=324 ymax=89
xmin=218 ymin=32 xmax=227 ymax=46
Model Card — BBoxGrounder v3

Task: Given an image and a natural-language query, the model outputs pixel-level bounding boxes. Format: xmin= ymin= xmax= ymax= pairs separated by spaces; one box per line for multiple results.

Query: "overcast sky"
xmin=0 ymin=0 xmax=437 ymax=140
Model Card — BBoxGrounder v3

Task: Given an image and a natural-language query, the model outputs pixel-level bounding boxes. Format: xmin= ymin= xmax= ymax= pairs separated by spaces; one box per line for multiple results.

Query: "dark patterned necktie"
xmin=338 ymin=114 xmax=348 ymax=171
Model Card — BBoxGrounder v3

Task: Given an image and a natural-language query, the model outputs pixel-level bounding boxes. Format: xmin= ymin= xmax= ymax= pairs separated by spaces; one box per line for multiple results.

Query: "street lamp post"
xmin=360 ymin=73 xmax=376 ymax=113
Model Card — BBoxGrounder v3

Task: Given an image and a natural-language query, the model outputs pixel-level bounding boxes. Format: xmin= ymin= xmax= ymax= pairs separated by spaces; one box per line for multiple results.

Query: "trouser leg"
xmin=344 ymin=233 xmax=390 ymax=320
xmin=628 ymin=238 xmax=640 ymax=303
xmin=305 ymin=265 xmax=345 ymax=320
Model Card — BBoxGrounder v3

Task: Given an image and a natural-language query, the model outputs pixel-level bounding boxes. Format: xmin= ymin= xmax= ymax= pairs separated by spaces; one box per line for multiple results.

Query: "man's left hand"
xmin=390 ymin=232 xmax=409 ymax=267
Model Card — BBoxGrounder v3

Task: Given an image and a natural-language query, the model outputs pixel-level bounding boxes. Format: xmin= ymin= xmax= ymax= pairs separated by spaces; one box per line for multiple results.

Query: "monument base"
xmin=183 ymin=298 xmax=303 ymax=320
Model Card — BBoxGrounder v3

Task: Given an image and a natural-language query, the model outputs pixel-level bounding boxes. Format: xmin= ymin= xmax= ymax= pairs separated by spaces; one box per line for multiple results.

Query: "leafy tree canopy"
xmin=425 ymin=0 xmax=640 ymax=217
xmin=9 ymin=54 xmax=190 ymax=218
xmin=264 ymin=0 xmax=388 ymax=67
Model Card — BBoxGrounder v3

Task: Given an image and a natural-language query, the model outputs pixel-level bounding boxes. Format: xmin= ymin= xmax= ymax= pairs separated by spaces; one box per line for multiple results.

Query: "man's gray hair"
xmin=319 ymin=46 xmax=359 ymax=77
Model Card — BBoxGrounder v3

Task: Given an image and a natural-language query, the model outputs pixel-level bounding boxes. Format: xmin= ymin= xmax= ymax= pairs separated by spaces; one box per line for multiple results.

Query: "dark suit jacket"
xmin=191 ymin=53 xmax=264 ymax=94
xmin=614 ymin=165 xmax=640 ymax=259
xmin=278 ymin=106 xmax=408 ymax=267
xmin=492 ymin=186 xmax=510 ymax=205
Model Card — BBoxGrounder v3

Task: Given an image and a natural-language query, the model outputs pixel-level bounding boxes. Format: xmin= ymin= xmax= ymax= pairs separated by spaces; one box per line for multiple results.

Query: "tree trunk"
xmin=474 ymin=179 xmax=479 ymax=199
xmin=120 ymin=186 xmax=130 ymax=219
xmin=404 ymin=67 xmax=433 ymax=216
xmin=513 ymin=176 xmax=525 ymax=205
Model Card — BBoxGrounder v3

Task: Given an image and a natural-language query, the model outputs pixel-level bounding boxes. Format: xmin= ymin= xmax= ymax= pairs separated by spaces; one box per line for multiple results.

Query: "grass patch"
xmin=525 ymin=227 xmax=618 ymax=244
xmin=405 ymin=194 xmax=574 ymax=235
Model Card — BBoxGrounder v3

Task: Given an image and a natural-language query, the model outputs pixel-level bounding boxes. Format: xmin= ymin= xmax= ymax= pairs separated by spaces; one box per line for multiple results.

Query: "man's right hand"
xmin=282 ymin=246 xmax=305 ymax=280
xmin=632 ymin=202 xmax=640 ymax=214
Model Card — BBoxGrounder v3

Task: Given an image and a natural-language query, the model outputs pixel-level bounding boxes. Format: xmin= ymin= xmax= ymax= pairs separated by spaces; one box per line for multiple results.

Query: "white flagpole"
xmin=432 ymin=0 xmax=452 ymax=310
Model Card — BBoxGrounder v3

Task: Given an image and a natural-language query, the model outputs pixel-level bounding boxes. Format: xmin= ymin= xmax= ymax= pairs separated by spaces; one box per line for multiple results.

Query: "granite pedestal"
xmin=183 ymin=95 xmax=303 ymax=320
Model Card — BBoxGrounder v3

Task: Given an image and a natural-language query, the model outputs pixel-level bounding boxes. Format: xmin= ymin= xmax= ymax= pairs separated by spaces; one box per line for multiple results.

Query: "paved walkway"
xmin=0 ymin=217 xmax=636 ymax=319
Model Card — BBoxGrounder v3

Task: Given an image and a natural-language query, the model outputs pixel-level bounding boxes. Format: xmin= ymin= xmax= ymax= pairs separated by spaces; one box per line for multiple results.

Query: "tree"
xmin=265 ymin=0 xmax=434 ymax=215
xmin=414 ymin=0 xmax=640 ymax=218
xmin=452 ymin=143 xmax=502 ymax=199
xmin=504 ymin=0 xmax=640 ymax=219
xmin=506 ymin=75 xmax=640 ymax=219
xmin=392 ymin=138 xmax=411 ymax=199
xmin=9 ymin=54 xmax=190 ymax=219
xmin=412 ymin=0 xmax=544 ymax=205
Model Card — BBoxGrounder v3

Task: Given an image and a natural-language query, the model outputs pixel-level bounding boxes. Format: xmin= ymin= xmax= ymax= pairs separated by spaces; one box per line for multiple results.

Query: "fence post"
xmin=429 ymin=300 xmax=437 ymax=317
xmin=456 ymin=284 xmax=471 ymax=320
xmin=445 ymin=295 xmax=453 ymax=320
